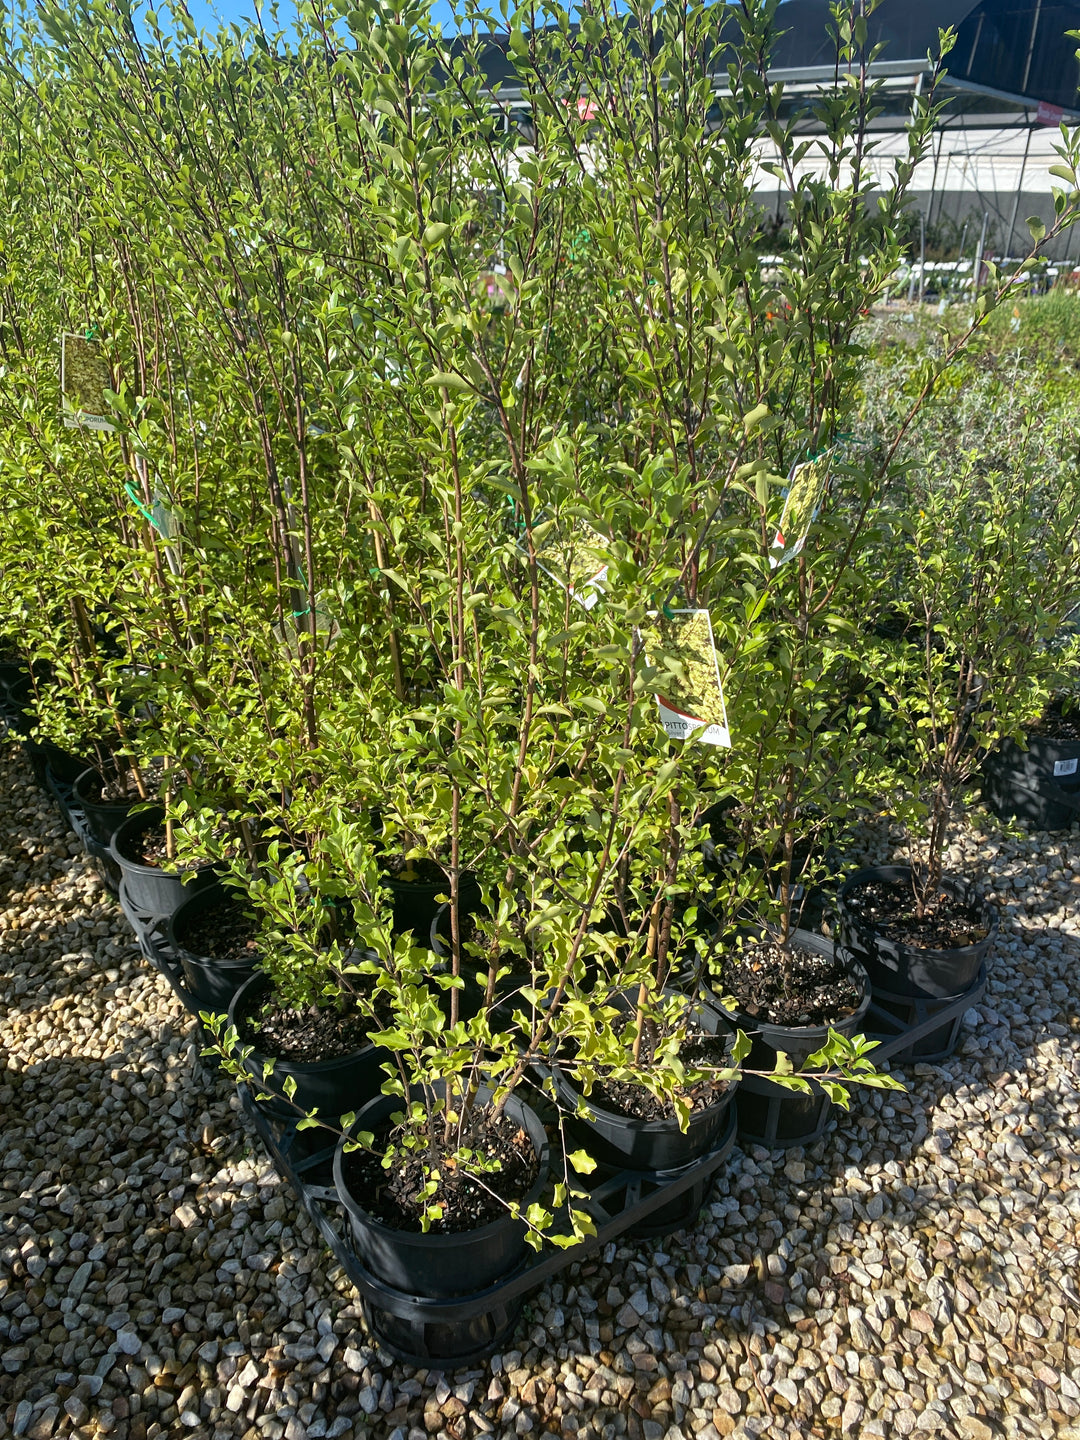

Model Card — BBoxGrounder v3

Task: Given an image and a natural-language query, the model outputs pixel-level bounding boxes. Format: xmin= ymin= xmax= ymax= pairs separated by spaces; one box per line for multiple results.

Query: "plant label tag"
xmin=642 ymin=609 xmax=731 ymax=747
xmin=60 ymin=334 xmax=115 ymax=432
xmin=152 ymin=496 xmax=177 ymax=540
xmin=526 ymin=515 xmax=608 ymax=610
xmin=769 ymin=448 xmax=836 ymax=568
xmin=273 ymin=594 xmax=341 ymax=656
xmin=1054 ymin=758 xmax=1078 ymax=777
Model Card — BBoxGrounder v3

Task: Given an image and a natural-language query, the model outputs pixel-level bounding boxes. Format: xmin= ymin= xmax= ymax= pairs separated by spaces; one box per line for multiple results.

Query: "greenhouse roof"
xmin=769 ymin=0 xmax=1080 ymax=121
xmin=449 ymin=0 xmax=1080 ymax=126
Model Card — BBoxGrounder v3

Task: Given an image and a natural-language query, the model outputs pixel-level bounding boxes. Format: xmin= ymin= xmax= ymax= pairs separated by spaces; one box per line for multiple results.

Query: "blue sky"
xmin=181 ymin=0 xmax=460 ymax=33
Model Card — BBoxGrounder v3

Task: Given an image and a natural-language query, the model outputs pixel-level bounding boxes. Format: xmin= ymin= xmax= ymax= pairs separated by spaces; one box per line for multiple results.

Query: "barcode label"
xmin=1054 ymin=758 xmax=1078 ymax=777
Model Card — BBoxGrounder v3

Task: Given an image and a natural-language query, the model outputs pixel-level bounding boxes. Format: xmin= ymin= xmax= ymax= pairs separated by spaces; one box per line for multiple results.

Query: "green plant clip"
xmin=123 ymin=482 xmax=157 ymax=528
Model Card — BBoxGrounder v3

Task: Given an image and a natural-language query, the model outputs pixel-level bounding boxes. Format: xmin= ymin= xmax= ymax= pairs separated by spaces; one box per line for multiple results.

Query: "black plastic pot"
xmin=552 ymin=993 xmax=738 ymax=1172
xmin=167 ymin=884 xmax=260 ymax=1012
xmin=0 ymin=664 xmax=30 ymax=714
xmin=30 ymin=742 xmax=90 ymax=789
xmin=708 ymin=930 xmax=871 ymax=1150
xmin=1 ymin=675 xmax=36 ymax=732
xmin=983 ymin=726 xmax=1080 ymax=830
xmin=229 ymin=972 xmax=386 ymax=1119
xmin=712 ymin=929 xmax=872 ymax=1068
xmin=72 ymin=766 xmax=141 ymax=847
xmin=110 ymin=807 xmax=217 ymax=917
xmin=982 ymin=768 xmax=1080 ymax=831
xmin=836 ymin=865 xmax=997 ymax=1000
xmin=334 ymin=1085 xmax=549 ymax=1298
xmin=0 ymin=678 xmax=88 ymax=787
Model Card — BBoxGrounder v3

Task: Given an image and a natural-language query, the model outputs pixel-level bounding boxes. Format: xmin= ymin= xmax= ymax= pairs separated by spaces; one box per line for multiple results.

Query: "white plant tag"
xmin=1053 ymin=757 xmax=1078 ymax=777
xmin=769 ymin=448 xmax=836 ymax=568
xmin=61 ymin=333 xmax=115 ymax=432
xmin=642 ymin=609 xmax=731 ymax=747
xmin=527 ymin=515 xmax=608 ymax=610
xmin=273 ymin=594 xmax=341 ymax=656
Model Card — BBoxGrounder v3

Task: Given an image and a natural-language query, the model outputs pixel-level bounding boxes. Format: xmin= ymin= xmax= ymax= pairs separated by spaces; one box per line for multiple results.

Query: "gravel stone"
xmin=1 ymin=755 xmax=1080 ymax=1440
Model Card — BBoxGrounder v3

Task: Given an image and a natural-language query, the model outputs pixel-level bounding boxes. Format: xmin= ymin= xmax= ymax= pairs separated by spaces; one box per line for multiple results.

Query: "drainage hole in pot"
xmin=342 ymin=1105 xmax=540 ymax=1233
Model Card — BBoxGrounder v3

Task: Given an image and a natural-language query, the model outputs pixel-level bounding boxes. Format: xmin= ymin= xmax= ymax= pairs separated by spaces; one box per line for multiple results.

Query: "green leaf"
xmin=426 ymin=371 xmax=472 ymax=393
xmin=743 ymin=401 xmax=770 ymax=434
xmin=568 ymin=1148 xmax=597 ymax=1174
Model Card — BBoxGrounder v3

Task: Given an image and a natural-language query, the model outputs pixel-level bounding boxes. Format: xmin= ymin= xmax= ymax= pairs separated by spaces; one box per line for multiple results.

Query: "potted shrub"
xmin=9 ymin=0 xmax=1080 ymax=1376
xmin=839 ymin=445 xmax=1080 ymax=998
xmin=109 ymin=804 xmax=219 ymax=917
xmin=204 ymin=844 xmax=402 ymax=1118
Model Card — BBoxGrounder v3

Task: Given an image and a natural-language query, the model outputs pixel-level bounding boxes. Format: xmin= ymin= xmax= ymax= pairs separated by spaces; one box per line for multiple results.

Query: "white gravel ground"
xmin=1 ymin=745 xmax=1079 ymax=1440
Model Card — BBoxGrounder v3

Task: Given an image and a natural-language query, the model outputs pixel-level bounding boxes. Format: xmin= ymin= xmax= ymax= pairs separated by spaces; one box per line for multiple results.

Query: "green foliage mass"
xmin=0 ymin=0 xmax=1077 ymax=1238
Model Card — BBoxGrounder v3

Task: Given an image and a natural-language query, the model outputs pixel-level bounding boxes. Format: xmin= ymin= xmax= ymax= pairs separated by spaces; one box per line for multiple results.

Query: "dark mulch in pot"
xmin=342 ymin=1105 xmax=539 ymax=1232
xmin=178 ymin=897 xmax=260 ymax=962
xmin=235 ymin=989 xmax=371 ymax=1064
xmin=131 ymin=824 xmax=205 ymax=873
xmin=719 ymin=938 xmax=863 ymax=1028
xmin=844 ymin=878 xmax=989 ymax=949
xmin=1028 ymin=699 xmax=1080 ymax=741
xmin=587 ymin=1014 xmax=735 ymax=1123
xmin=87 ymin=759 xmax=167 ymax=804
xmin=383 ymin=854 xmax=448 ymax=885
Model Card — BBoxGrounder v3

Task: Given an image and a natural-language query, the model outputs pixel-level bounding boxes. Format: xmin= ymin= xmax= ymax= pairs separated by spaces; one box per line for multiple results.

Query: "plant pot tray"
xmin=118 ymin=881 xmax=210 ymax=1019
xmin=44 ymin=764 xmax=122 ymax=895
xmin=862 ymin=963 xmax=988 ymax=1066
xmin=235 ymin=1082 xmax=738 ymax=1366
xmin=723 ymin=965 xmax=988 ymax=1152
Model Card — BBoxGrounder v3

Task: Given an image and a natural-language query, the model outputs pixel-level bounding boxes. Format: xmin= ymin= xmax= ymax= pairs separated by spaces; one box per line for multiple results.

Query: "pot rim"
xmin=553 ymin=990 xmax=738 ymax=1134
xmin=837 ymin=864 xmax=999 ymax=945
xmin=73 ymin=765 xmax=137 ymax=810
xmin=705 ymin=928 xmax=872 ymax=1039
xmin=109 ymin=805 xmax=214 ymax=877
xmin=334 ymin=1083 xmax=549 ymax=1247
xmin=166 ymin=882 xmax=257 ymax=966
xmin=228 ymin=970 xmax=378 ymax=1073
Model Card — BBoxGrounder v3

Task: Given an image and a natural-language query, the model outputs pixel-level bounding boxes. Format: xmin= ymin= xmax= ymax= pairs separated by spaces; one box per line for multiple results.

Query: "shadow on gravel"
xmin=0 ymin=1033 xmax=246 ymax=1397
xmin=660 ymin=914 xmax=1080 ymax=1435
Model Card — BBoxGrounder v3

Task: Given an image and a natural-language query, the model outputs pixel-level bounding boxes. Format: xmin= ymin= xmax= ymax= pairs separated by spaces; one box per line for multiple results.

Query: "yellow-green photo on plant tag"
xmin=530 ymin=515 xmax=608 ymax=610
xmin=769 ymin=448 xmax=835 ymax=567
xmin=60 ymin=333 xmax=115 ymax=432
xmin=642 ymin=608 xmax=730 ymax=747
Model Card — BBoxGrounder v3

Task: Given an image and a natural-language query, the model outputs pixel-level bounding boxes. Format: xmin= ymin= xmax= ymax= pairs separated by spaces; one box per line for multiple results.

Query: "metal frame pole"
xmin=919 ymin=211 xmax=926 ymax=305
xmin=1004 ymin=119 xmax=1034 ymax=259
xmin=972 ymin=210 xmax=990 ymax=298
